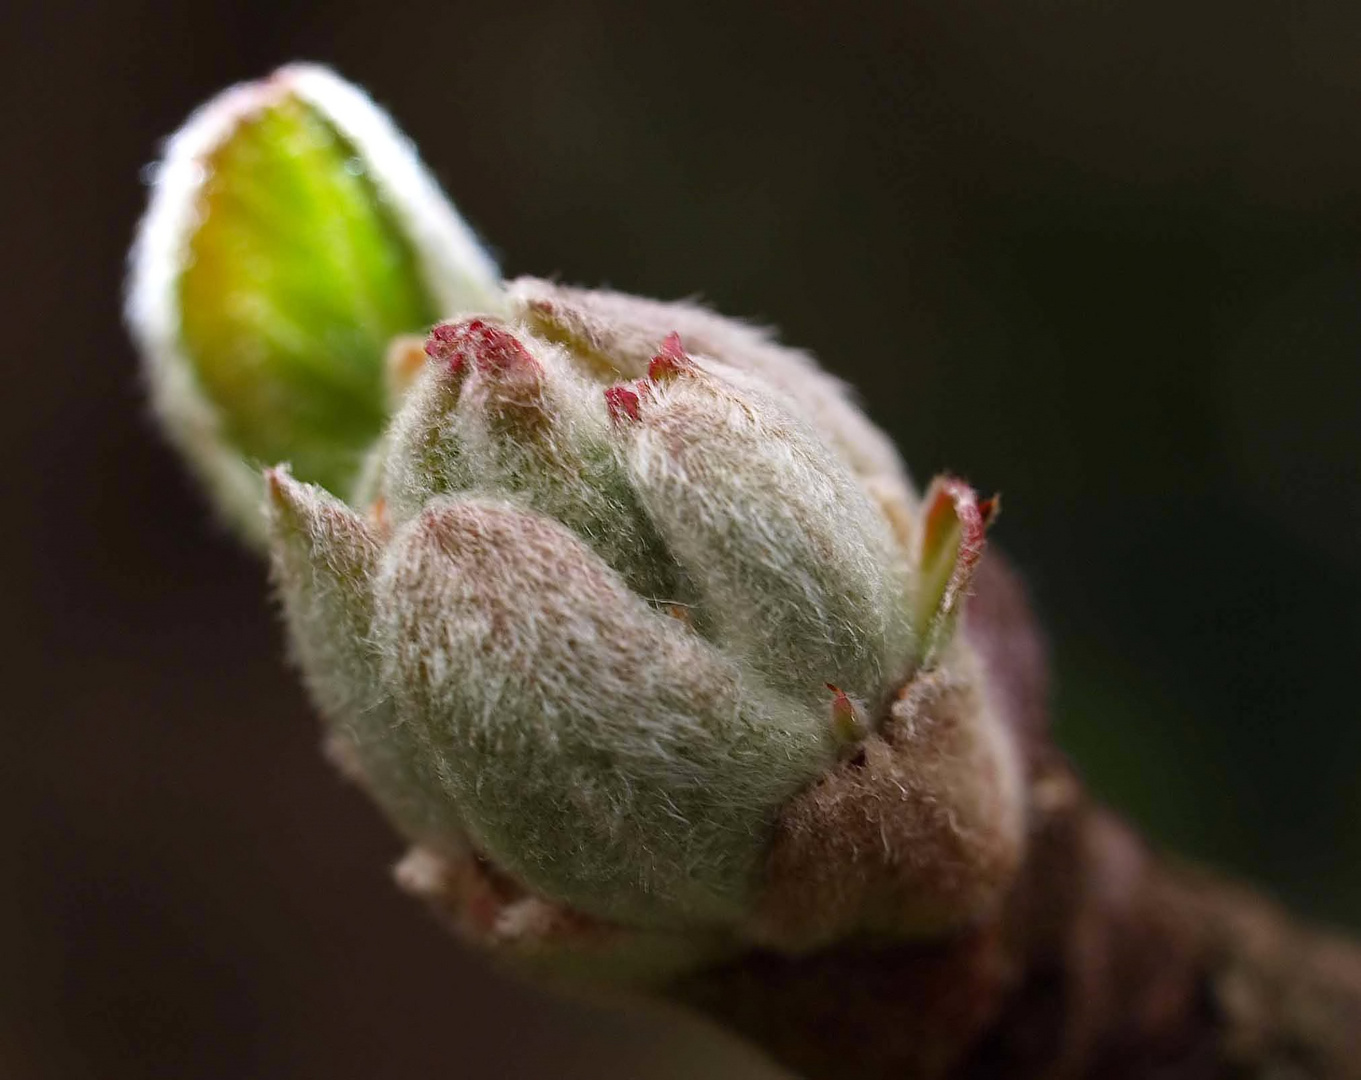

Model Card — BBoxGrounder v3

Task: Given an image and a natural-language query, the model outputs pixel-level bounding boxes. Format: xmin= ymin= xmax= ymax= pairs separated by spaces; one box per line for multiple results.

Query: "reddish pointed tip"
xmin=262 ymin=466 xmax=306 ymax=528
xmin=826 ymin=684 xmax=864 ymax=742
xmin=922 ymin=475 xmax=988 ymax=552
xmin=263 ymin=466 xmax=290 ymax=505
xmin=424 ymin=320 xmax=467 ymax=374
xmin=915 ymin=474 xmax=996 ymax=655
xmin=826 ymin=683 xmax=854 ymax=714
xmin=425 ymin=319 xmax=536 ymax=380
xmin=648 ymin=331 xmax=695 ymax=381
xmin=605 ymin=385 xmax=642 ymax=423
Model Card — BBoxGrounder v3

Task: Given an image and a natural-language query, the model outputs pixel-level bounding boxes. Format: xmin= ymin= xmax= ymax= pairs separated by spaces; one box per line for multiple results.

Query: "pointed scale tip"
xmin=262 ymin=464 xmax=308 ymax=534
xmin=425 ymin=318 xmax=538 ymax=382
xmin=914 ymin=474 xmax=999 ymax=660
xmin=647 ymin=331 xmax=696 ymax=382
xmin=263 ymin=464 xmax=293 ymax=507
xmin=826 ymin=683 xmax=866 ymax=744
xmin=605 ymin=384 xmax=642 ymax=424
xmin=921 ymin=476 xmax=986 ymax=548
xmin=424 ymin=320 xmax=472 ymax=377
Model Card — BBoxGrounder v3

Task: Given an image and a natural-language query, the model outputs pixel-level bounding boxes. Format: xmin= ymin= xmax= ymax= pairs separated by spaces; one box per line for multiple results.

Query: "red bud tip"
xmin=425 ymin=319 xmax=536 ymax=379
xmin=826 ymin=684 xmax=865 ymax=743
xmin=424 ymin=320 xmax=468 ymax=376
xmin=648 ymin=331 xmax=695 ymax=381
xmin=978 ymin=494 xmax=1001 ymax=527
xmin=605 ymin=385 xmax=642 ymax=423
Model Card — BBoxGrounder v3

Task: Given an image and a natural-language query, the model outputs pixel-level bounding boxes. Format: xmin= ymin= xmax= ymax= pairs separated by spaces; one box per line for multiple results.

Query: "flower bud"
xmin=127 ymin=65 xmax=502 ymax=545
xmin=136 ymin=68 xmax=1029 ymax=970
xmin=270 ymin=312 xmax=1020 ymax=937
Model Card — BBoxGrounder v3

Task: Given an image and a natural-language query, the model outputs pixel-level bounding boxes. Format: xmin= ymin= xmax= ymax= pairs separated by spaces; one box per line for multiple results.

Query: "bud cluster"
xmin=270 ymin=295 xmax=933 ymax=928
xmin=130 ymin=66 xmax=1025 ymax=965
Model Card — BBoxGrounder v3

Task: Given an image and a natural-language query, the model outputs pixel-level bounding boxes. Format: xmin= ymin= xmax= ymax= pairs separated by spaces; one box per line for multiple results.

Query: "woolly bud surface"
xmin=138 ymin=67 xmax=1027 ymax=959
xmin=376 ymin=498 xmax=836 ymax=925
xmin=265 ymin=467 xmax=466 ymax=854
xmin=274 ymin=314 xmax=942 ymax=928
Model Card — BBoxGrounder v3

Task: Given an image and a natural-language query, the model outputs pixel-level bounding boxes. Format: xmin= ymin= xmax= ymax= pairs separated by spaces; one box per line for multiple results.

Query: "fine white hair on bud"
xmin=261 ymin=306 xmax=1021 ymax=939
xmin=265 ymin=466 xmax=465 ymax=854
xmin=381 ymin=320 xmax=693 ymax=606
xmin=508 ymin=277 xmax=915 ymax=510
xmin=373 ymin=327 xmax=478 ymax=525
xmin=373 ymin=497 xmax=837 ymax=926
xmin=127 ymin=64 xmax=504 ymax=546
xmin=614 ymin=339 xmax=913 ymax=710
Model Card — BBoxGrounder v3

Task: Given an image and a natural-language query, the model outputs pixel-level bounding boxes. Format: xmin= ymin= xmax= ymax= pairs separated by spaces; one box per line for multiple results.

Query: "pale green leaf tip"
xmin=126 ymin=64 xmax=505 ymax=549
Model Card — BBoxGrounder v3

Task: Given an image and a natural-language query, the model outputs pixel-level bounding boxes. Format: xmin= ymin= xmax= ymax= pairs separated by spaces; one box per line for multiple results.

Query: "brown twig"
xmin=669 ymin=556 xmax=1361 ymax=1079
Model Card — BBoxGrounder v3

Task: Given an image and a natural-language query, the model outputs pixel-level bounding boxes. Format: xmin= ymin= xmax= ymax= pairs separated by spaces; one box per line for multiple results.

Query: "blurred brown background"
xmin=4 ymin=1 xmax=1360 ymax=1076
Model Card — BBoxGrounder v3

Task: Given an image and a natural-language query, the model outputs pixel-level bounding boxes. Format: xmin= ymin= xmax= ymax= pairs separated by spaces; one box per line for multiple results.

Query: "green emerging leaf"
xmin=179 ymin=96 xmax=439 ymax=496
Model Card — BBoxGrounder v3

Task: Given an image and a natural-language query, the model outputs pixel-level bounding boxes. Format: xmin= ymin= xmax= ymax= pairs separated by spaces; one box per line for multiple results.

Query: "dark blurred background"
xmin=4 ymin=1 xmax=1360 ymax=1076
